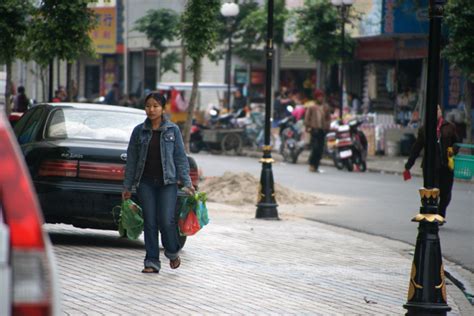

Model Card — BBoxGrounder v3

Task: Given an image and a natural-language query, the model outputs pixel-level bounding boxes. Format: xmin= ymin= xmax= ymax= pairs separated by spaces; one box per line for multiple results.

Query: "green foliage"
xmin=27 ymin=0 xmax=96 ymax=66
xmin=295 ymin=0 xmax=354 ymax=65
xmin=210 ymin=0 xmax=261 ymax=64
xmin=0 ymin=0 xmax=33 ymax=64
xmin=133 ymin=9 xmax=180 ymax=53
xmin=181 ymin=0 xmax=221 ymax=64
xmin=444 ymin=0 xmax=474 ymax=80
xmin=160 ymin=51 xmax=180 ymax=76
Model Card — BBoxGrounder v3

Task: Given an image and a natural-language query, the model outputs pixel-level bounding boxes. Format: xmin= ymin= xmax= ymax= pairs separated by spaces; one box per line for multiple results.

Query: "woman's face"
xmin=145 ymin=97 xmax=163 ymax=120
xmin=437 ymin=105 xmax=442 ymax=119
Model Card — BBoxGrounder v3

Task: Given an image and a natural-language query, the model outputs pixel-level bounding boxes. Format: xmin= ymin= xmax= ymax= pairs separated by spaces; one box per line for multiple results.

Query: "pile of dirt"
xmin=199 ymin=172 xmax=320 ymax=205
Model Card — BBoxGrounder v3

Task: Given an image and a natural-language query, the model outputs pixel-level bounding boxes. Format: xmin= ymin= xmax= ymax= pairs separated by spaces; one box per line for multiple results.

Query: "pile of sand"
xmin=199 ymin=172 xmax=320 ymax=205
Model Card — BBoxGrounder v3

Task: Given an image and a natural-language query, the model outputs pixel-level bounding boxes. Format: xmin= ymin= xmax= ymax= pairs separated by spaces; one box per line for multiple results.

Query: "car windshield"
xmin=46 ymin=108 xmax=144 ymax=142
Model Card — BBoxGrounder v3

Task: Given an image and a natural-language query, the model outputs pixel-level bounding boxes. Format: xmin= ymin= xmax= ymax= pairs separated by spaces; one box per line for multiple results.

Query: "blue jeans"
xmin=137 ymin=178 xmax=179 ymax=269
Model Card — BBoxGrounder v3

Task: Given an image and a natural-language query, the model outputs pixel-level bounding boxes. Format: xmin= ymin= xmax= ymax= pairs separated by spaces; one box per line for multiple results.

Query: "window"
xmin=16 ymin=108 xmax=44 ymax=145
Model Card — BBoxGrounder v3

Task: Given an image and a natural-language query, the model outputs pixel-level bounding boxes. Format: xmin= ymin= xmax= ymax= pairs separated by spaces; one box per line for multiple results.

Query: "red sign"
xmin=356 ymin=39 xmax=395 ymax=60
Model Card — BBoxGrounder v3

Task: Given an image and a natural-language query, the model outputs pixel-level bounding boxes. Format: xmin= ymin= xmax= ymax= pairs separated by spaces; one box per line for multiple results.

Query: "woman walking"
xmin=123 ymin=92 xmax=194 ymax=273
xmin=405 ymin=105 xmax=459 ymax=223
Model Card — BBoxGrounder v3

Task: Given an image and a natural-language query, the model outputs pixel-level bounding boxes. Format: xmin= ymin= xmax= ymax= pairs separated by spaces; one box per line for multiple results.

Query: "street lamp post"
xmin=256 ymin=0 xmax=278 ymax=219
xmin=403 ymin=1 xmax=451 ymax=315
xmin=220 ymin=2 xmax=239 ymax=111
xmin=331 ymin=0 xmax=353 ymax=120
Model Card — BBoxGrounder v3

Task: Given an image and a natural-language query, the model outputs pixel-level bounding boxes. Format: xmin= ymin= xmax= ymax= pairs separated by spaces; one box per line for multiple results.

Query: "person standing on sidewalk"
xmin=304 ymin=90 xmax=331 ymax=172
xmin=12 ymin=86 xmax=29 ymax=113
xmin=122 ymin=92 xmax=195 ymax=273
xmin=404 ymin=105 xmax=459 ymax=222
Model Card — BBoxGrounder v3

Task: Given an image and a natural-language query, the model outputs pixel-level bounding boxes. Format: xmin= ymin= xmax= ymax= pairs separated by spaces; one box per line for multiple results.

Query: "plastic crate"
xmin=454 ymin=143 xmax=474 ymax=180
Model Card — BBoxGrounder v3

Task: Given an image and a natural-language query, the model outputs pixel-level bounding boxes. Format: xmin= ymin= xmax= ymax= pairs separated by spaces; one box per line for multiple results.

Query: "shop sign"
xmin=90 ymin=6 xmax=117 ymax=54
xmin=397 ymin=38 xmax=428 ymax=59
xmin=101 ymin=56 xmax=118 ymax=96
xmin=382 ymin=0 xmax=429 ymax=34
xmin=235 ymin=69 xmax=248 ymax=85
xmin=355 ymin=39 xmax=395 ymax=60
xmin=251 ymin=71 xmax=265 ymax=85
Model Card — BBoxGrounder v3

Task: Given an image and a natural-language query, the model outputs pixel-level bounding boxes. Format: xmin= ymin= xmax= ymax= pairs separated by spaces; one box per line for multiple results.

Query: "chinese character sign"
xmin=90 ymin=7 xmax=117 ymax=54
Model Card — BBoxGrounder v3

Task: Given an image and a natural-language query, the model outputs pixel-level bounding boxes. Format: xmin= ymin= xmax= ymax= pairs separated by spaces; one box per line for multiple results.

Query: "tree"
xmin=27 ymin=0 xmax=96 ymax=101
xmin=181 ymin=0 xmax=221 ymax=151
xmin=134 ymin=8 xmax=180 ymax=81
xmin=0 ymin=0 xmax=33 ymax=114
xmin=294 ymin=0 xmax=355 ymax=90
xmin=444 ymin=0 xmax=474 ymax=143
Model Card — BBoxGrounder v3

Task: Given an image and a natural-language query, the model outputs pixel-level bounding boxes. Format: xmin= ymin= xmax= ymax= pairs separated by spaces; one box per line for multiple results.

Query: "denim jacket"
xmin=123 ymin=118 xmax=191 ymax=190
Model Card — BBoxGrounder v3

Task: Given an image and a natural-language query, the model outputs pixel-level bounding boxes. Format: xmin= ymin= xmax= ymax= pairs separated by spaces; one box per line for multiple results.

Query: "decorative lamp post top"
xmin=220 ymin=2 xmax=239 ymax=17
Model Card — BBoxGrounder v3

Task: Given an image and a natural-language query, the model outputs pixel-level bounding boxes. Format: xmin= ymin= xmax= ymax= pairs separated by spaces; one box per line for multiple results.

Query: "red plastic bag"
xmin=178 ymin=209 xmax=201 ymax=236
xmin=403 ymin=169 xmax=411 ymax=181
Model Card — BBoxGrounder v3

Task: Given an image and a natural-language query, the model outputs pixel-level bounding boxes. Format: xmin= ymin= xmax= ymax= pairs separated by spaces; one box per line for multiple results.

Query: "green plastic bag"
xmin=177 ymin=191 xmax=209 ymax=236
xmin=116 ymin=199 xmax=144 ymax=240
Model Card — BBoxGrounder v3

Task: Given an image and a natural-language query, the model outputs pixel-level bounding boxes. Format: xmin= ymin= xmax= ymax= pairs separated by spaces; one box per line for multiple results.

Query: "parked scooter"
xmin=190 ymin=122 xmax=206 ymax=153
xmin=278 ymin=114 xmax=305 ymax=164
xmin=332 ymin=118 xmax=368 ymax=172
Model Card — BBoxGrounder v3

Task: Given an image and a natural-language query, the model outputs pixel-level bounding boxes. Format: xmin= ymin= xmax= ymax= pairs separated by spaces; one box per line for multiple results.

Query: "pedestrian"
xmin=404 ymin=105 xmax=460 ymax=223
xmin=52 ymin=90 xmax=62 ymax=103
xmin=122 ymin=92 xmax=195 ymax=273
xmin=13 ymin=86 xmax=29 ymax=113
xmin=304 ymin=89 xmax=331 ymax=172
xmin=232 ymin=89 xmax=246 ymax=113
xmin=104 ymin=82 xmax=122 ymax=105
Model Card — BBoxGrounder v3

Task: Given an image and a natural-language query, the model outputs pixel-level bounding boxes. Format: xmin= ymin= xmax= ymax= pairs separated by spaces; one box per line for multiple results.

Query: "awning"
xmin=156 ymin=82 xmax=238 ymax=91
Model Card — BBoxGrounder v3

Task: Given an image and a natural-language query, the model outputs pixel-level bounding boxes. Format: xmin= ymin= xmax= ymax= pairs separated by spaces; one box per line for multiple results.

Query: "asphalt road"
xmin=193 ymin=152 xmax=474 ymax=273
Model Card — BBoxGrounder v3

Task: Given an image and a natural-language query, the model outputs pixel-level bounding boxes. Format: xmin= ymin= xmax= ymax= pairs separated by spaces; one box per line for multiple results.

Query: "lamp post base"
xmin=404 ymin=188 xmax=450 ymax=315
xmin=403 ymin=302 xmax=451 ymax=316
xmin=255 ymin=148 xmax=279 ymax=220
xmin=256 ymin=202 xmax=279 ymax=219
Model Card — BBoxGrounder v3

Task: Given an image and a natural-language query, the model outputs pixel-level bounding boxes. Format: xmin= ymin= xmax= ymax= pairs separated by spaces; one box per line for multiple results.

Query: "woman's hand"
xmin=183 ymin=186 xmax=195 ymax=196
xmin=122 ymin=190 xmax=132 ymax=200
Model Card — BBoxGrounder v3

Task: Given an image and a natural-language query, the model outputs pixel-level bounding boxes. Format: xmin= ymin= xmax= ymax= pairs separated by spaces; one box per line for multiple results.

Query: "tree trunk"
xmin=41 ymin=66 xmax=47 ymax=103
xmin=183 ymin=59 xmax=201 ymax=152
xmin=156 ymin=50 xmax=161 ymax=83
xmin=465 ymin=80 xmax=472 ymax=144
xmin=66 ymin=62 xmax=72 ymax=102
xmin=5 ymin=61 xmax=13 ymax=115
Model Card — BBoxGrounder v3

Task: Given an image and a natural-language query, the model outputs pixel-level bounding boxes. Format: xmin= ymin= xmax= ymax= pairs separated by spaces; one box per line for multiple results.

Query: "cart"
xmin=201 ymin=128 xmax=244 ymax=155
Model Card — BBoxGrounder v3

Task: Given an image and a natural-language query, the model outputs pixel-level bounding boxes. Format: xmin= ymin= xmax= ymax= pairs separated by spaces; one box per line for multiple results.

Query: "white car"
xmin=0 ymin=111 xmax=61 ymax=315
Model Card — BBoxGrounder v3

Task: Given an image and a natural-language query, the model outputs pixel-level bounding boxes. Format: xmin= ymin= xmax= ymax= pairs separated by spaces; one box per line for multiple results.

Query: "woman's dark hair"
xmin=144 ymin=92 xmax=166 ymax=106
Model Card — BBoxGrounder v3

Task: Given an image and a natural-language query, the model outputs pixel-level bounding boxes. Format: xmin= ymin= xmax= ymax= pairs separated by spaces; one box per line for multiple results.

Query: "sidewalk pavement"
xmin=245 ymin=147 xmax=474 ymax=181
xmin=48 ymin=202 xmax=473 ymax=315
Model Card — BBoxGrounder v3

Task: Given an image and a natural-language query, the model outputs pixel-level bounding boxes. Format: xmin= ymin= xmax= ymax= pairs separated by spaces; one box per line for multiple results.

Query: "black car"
xmin=13 ymin=103 xmax=198 ymax=239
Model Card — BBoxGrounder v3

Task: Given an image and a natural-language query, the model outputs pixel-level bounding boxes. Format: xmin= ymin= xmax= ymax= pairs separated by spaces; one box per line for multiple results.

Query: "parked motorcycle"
xmin=332 ymin=119 xmax=368 ymax=172
xmin=278 ymin=115 xmax=305 ymax=164
xmin=189 ymin=122 xmax=206 ymax=153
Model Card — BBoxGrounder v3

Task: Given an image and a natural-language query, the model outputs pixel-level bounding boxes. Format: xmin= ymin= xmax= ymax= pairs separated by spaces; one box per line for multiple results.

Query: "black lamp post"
xmin=256 ymin=0 xmax=278 ymax=219
xmin=220 ymin=2 xmax=239 ymax=111
xmin=331 ymin=0 xmax=353 ymax=120
xmin=403 ymin=1 xmax=451 ymax=315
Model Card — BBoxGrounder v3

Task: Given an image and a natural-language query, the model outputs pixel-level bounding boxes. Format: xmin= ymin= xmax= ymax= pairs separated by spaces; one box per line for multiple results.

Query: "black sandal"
xmin=170 ymin=257 xmax=181 ymax=269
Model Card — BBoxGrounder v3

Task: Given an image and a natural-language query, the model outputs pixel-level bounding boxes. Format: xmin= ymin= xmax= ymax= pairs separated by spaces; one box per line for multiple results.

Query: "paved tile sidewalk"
xmin=47 ymin=202 xmax=470 ymax=315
